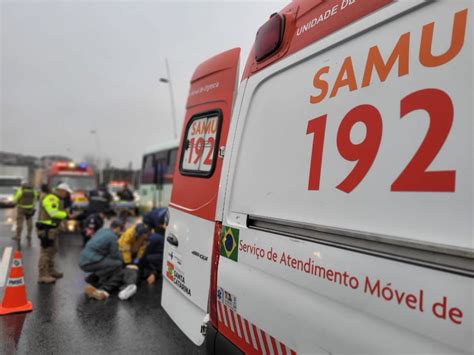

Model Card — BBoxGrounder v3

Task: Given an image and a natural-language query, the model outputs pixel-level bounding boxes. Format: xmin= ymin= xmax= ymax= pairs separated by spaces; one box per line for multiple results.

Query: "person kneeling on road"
xmin=79 ymin=219 xmax=138 ymax=301
xmin=118 ymin=223 xmax=150 ymax=267
xmin=138 ymin=233 xmax=164 ymax=285
xmin=141 ymin=208 xmax=168 ymax=284
xmin=119 ymin=223 xmax=161 ymax=285
xmin=79 ymin=218 xmax=124 ymax=278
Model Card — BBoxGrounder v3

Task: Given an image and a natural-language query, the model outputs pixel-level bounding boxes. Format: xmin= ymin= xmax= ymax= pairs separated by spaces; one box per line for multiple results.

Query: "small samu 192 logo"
xmin=220 ymin=226 xmax=239 ymax=262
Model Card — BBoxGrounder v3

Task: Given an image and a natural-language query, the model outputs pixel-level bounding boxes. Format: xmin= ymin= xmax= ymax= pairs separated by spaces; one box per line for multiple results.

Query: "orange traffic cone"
xmin=0 ymin=251 xmax=33 ymax=315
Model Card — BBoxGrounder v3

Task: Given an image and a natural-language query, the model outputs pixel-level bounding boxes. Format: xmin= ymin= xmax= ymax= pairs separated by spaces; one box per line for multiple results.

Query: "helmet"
xmin=56 ymin=182 xmax=73 ymax=194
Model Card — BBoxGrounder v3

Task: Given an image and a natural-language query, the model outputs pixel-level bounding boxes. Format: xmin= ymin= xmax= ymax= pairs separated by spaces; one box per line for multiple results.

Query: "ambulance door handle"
xmin=167 ymin=233 xmax=179 ymax=247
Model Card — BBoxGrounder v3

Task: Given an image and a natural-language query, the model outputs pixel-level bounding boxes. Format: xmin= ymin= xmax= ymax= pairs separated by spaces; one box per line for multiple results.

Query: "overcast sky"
xmin=1 ymin=0 xmax=285 ymax=168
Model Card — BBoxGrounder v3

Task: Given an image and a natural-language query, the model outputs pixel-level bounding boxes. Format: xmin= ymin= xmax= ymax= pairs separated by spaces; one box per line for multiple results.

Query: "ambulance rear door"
xmin=161 ymin=48 xmax=240 ymax=346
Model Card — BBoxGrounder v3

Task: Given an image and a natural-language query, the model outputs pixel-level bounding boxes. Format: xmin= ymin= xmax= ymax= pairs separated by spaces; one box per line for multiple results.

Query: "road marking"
xmin=0 ymin=247 xmax=13 ymax=287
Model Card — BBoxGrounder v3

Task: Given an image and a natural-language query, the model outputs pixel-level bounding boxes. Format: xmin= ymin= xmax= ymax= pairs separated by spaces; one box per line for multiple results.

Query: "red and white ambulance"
xmin=162 ymin=1 xmax=473 ymax=354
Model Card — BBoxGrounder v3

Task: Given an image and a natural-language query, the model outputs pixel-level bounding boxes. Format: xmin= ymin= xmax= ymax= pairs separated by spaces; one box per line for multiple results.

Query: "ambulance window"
xmin=180 ymin=110 xmax=221 ymax=177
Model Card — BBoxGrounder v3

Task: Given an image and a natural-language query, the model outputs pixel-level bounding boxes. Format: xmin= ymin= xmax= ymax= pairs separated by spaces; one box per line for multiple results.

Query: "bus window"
xmin=155 ymin=151 xmax=168 ymax=186
xmin=141 ymin=153 xmax=155 ymax=184
xmin=166 ymin=148 xmax=178 ymax=182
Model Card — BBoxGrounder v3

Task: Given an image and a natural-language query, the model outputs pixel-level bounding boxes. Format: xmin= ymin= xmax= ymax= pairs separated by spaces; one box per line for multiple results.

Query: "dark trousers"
xmin=81 ymin=257 xmax=123 ymax=277
xmin=99 ymin=267 xmax=138 ymax=293
xmin=138 ymin=252 xmax=163 ymax=277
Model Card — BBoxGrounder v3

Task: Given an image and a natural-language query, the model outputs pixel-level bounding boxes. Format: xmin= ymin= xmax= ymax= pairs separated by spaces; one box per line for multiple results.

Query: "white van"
xmin=0 ymin=176 xmax=22 ymax=207
xmin=162 ymin=1 xmax=473 ymax=353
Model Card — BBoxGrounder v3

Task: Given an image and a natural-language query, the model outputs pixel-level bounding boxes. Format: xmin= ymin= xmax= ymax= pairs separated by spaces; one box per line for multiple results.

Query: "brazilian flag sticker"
xmin=220 ymin=226 xmax=239 ymax=262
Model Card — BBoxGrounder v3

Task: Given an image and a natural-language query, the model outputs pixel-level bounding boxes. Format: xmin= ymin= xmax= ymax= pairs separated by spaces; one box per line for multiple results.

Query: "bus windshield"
xmin=51 ymin=175 xmax=97 ymax=192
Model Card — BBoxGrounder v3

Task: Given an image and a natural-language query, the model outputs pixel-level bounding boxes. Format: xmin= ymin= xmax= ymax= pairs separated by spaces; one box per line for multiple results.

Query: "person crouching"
xmin=79 ymin=218 xmax=140 ymax=301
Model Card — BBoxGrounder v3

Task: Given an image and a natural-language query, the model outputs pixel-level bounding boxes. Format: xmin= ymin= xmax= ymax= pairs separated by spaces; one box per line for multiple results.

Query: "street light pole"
xmin=90 ymin=129 xmax=103 ymax=183
xmin=159 ymin=58 xmax=178 ymax=139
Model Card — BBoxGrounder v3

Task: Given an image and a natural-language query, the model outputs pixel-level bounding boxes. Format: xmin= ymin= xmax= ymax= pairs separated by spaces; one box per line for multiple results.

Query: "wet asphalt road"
xmin=0 ymin=207 xmax=205 ymax=355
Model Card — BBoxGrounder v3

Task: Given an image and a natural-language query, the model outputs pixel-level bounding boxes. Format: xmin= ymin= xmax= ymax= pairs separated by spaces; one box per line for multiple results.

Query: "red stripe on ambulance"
xmin=217 ymin=302 xmax=296 ymax=355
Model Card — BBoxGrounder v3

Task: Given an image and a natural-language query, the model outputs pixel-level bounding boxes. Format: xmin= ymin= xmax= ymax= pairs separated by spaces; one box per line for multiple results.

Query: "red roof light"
xmin=255 ymin=13 xmax=285 ymax=62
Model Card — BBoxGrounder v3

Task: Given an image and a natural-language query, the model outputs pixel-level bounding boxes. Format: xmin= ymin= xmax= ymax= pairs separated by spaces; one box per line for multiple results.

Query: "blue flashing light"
xmin=78 ymin=162 xmax=88 ymax=170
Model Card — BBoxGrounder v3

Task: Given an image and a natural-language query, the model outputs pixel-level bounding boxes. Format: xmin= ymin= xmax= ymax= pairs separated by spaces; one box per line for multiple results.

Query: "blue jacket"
xmin=142 ymin=208 xmax=168 ymax=233
xmin=138 ymin=233 xmax=165 ymax=274
xmin=79 ymin=228 xmax=122 ymax=267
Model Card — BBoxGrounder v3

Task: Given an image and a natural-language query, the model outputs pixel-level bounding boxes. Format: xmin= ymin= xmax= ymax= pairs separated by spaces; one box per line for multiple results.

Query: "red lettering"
xmin=336 ymin=104 xmax=383 ymax=193
xmin=394 ymin=290 xmax=406 ymax=305
xmin=449 ymin=307 xmax=463 ymax=325
xmin=405 ymin=294 xmax=417 ymax=309
xmin=306 ymin=115 xmax=327 ymax=190
xmin=391 ymin=89 xmax=455 ymax=192
xmin=364 ymin=277 xmax=380 ymax=297
xmin=432 ymin=296 xmax=448 ymax=320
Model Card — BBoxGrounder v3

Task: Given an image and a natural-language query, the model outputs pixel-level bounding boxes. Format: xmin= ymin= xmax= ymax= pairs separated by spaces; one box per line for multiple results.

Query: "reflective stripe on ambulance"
xmin=217 ymin=292 xmax=296 ymax=355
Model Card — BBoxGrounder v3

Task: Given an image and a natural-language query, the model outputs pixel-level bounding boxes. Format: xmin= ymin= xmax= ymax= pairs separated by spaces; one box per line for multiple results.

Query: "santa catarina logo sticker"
xmin=220 ymin=226 xmax=239 ymax=262
xmin=166 ymin=261 xmax=174 ymax=281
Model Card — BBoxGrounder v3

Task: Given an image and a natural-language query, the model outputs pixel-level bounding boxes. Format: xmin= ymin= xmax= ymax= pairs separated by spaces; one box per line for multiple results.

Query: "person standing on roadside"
xmin=36 ymin=183 xmax=72 ymax=284
xmin=13 ymin=182 xmax=37 ymax=242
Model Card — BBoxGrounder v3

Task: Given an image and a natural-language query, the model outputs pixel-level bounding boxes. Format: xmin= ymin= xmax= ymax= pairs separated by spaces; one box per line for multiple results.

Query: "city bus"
xmin=139 ymin=140 xmax=178 ymax=213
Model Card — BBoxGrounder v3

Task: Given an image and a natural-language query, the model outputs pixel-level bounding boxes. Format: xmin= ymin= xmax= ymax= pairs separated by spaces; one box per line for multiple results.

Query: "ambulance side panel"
xmin=218 ymin=1 xmax=472 ymax=354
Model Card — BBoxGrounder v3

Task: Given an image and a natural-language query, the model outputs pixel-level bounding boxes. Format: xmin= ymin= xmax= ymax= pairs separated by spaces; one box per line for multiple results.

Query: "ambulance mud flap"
xmin=205 ymin=321 xmax=244 ymax=355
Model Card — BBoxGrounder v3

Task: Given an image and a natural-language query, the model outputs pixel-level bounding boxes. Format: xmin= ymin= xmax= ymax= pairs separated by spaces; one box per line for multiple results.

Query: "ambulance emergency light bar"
xmin=255 ymin=13 xmax=285 ymax=62
xmin=54 ymin=161 xmax=89 ymax=171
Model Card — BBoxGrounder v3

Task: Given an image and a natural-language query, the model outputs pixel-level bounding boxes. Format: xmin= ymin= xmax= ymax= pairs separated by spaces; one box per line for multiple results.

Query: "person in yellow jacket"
xmin=36 ymin=183 xmax=72 ymax=284
xmin=13 ymin=182 xmax=37 ymax=242
xmin=118 ymin=223 xmax=150 ymax=265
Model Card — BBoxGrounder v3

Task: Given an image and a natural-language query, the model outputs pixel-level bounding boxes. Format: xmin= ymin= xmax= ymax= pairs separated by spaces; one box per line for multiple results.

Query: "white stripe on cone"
xmin=7 ymin=277 xmax=25 ymax=287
